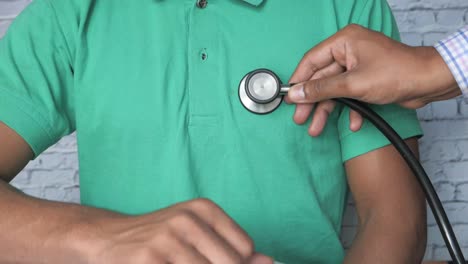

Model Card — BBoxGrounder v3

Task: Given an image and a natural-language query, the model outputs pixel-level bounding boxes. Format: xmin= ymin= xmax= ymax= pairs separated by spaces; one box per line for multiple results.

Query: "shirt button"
xmin=200 ymin=49 xmax=208 ymax=61
xmin=196 ymin=0 xmax=208 ymax=8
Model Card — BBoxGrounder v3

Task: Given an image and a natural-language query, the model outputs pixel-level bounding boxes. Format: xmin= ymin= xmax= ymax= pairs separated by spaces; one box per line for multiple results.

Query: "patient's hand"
xmin=85 ymin=198 xmax=273 ymax=264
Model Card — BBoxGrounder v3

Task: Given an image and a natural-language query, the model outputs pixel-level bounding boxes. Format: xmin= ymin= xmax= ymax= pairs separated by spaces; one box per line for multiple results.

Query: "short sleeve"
xmin=338 ymin=0 xmax=423 ymax=162
xmin=0 ymin=0 xmax=75 ymax=157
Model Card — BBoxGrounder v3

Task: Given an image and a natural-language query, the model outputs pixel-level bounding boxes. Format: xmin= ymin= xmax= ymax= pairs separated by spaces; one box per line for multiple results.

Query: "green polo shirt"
xmin=0 ymin=0 xmax=422 ymax=263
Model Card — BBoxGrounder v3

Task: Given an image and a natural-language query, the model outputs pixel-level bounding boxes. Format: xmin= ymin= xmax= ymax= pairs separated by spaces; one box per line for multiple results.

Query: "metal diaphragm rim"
xmin=238 ymin=73 xmax=283 ymax=115
xmin=245 ymin=69 xmax=281 ymax=104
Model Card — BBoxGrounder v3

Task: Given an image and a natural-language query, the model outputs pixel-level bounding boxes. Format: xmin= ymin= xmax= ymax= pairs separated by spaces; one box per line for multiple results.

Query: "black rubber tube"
xmin=335 ymin=98 xmax=465 ymax=264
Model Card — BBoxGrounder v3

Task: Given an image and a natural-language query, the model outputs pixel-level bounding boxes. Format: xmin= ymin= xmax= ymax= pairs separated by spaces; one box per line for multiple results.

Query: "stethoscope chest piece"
xmin=238 ymin=69 xmax=284 ymax=115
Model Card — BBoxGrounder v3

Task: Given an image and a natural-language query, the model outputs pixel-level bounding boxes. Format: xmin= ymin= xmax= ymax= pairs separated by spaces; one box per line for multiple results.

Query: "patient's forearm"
xmin=344 ymin=213 xmax=426 ymax=264
xmin=0 ymin=179 xmax=120 ymax=263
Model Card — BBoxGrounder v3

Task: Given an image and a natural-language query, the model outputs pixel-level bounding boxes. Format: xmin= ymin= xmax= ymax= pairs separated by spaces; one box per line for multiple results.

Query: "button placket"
xmin=187 ymin=0 xmax=220 ymax=125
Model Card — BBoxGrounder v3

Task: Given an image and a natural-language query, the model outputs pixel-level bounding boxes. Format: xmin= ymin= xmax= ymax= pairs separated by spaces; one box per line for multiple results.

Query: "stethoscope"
xmin=239 ymin=69 xmax=290 ymax=114
xmin=239 ymin=69 xmax=466 ymax=264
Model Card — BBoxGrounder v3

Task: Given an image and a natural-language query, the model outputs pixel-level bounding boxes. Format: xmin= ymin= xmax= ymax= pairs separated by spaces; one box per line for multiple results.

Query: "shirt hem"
xmin=0 ymin=88 xmax=55 ymax=157
xmin=340 ymin=113 xmax=423 ymax=162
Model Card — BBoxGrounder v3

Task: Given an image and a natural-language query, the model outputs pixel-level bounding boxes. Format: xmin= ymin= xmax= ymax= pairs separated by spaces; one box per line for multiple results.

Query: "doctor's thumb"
xmin=288 ymin=73 xmax=351 ymax=103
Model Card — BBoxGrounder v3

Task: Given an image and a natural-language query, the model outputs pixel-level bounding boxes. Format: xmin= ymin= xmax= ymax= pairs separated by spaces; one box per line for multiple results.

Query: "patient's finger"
xmin=309 ymin=100 xmax=336 ymax=137
xmin=349 ymin=110 xmax=364 ymax=132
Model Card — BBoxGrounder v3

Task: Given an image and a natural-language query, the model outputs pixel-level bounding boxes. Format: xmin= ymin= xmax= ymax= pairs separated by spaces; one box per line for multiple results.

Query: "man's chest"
xmin=72 ymin=1 xmax=340 ymax=128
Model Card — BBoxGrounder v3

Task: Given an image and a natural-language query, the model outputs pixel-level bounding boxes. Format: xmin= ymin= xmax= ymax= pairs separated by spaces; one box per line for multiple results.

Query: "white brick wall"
xmin=0 ymin=0 xmax=467 ymax=261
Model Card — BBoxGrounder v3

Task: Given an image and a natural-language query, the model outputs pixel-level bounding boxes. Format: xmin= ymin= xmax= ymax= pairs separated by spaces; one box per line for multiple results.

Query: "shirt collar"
xmin=242 ymin=0 xmax=264 ymax=6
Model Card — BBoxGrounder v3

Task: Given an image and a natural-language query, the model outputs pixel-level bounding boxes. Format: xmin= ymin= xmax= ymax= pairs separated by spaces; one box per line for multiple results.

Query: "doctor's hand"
xmin=285 ymin=24 xmax=460 ymax=135
xmin=79 ymin=198 xmax=272 ymax=264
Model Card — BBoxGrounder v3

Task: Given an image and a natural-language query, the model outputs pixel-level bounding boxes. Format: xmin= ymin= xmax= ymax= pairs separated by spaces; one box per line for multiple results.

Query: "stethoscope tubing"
xmin=240 ymin=69 xmax=466 ymax=264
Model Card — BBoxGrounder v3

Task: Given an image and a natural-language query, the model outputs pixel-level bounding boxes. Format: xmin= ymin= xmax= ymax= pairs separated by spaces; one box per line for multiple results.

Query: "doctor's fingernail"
xmin=289 ymin=84 xmax=305 ymax=101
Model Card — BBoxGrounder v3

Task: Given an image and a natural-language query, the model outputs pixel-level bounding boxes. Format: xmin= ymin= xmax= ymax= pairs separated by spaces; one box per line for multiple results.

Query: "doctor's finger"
xmin=289 ymin=61 xmax=344 ymax=122
xmin=289 ymin=42 xmax=339 ymax=84
xmin=298 ymin=62 xmax=345 ymax=136
xmin=310 ymin=62 xmax=345 ymax=80
xmin=289 ymin=29 xmax=348 ymax=85
xmin=293 ymin=103 xmax=315 ymax=125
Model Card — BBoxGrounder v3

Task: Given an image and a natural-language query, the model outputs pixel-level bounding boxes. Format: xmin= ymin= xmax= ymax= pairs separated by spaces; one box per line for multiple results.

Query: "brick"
xmin=400 ymin=32 xmax=423 ymax=46
xmin=417 ymin=104 xmax=433 ymax=121
xmin=420 ymin=161 xmax=446 ymax=183
xmin=424 ymin=246 xmax=434 ymax=261
xmin=427 ymin=226 xmax=446 ymax=247
xmin=394 ymin=11 xmax=436 ymax=32
xmin=0 ymin=0 xmax=30 ymax=19
xmin=443 ymin=162 xmax=468 ymax=182
xmin=420 ymin=120 xmax=468 ymax=140
xmin=64 ymin=186 xmax=81 ymax=203
xmin=387 ymin=0 xmax=419 ymax=10
xmin=459 ymin=99 xmax=468 ymax=117
xmin=457 ymin=183 xmax=468 ymax=201
xmin=419 ymin=140 xmax=461 ymax=162
xmin=432 ymin=246 xmax=451 ymax=260
xmin=437 ymin=10 xmax=466 ymax=27
xmin=19 ymin=187 xmax=43 ymax=199
xmin=45 ymin=152 xmax=78 ymax=170
xmin=457 ymin=140 xmax=468 ymax=160
xmin=43 ymin=187 xmax=68 ymax=201
xmin=29 ymin=170 xmax=76 ymax=187
xmin=389 ymin=0 xmax=468 ymax=10
xmin=433 ymin=246 xmax=468 ymax=261
xmin=432 ymin=225 xmax=468 ymax=257
xmin=419 ymin=140 xmax=431 ymax=161
xmin=434 ymin=182 xmax=456 ymax=201
xmin=46 ymin=134 xmax=78 ymax=153
xmin=9 ymin=170 xmax=30 ymax=187
xmin=427 ymin=203 xmax=468 ymax=226
xmin=0 ymin=20 xmax=11 ymax=39
xmin=25 ymin=152 xmax=79 ymax=170
xmin=424 ymin=32 xmax=450 ymax=46
xmin=43 ymin=185 xmax=80 ymax=202
xmin=73 ymin=171 xmax=80 ymax=185
xmin=434 ymin=248 xmax=468 ymax=261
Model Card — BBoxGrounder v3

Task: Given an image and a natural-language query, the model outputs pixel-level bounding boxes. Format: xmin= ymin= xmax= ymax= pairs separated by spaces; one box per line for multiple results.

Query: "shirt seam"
xmin=43 ymin=0 xmax=74 ymax=66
